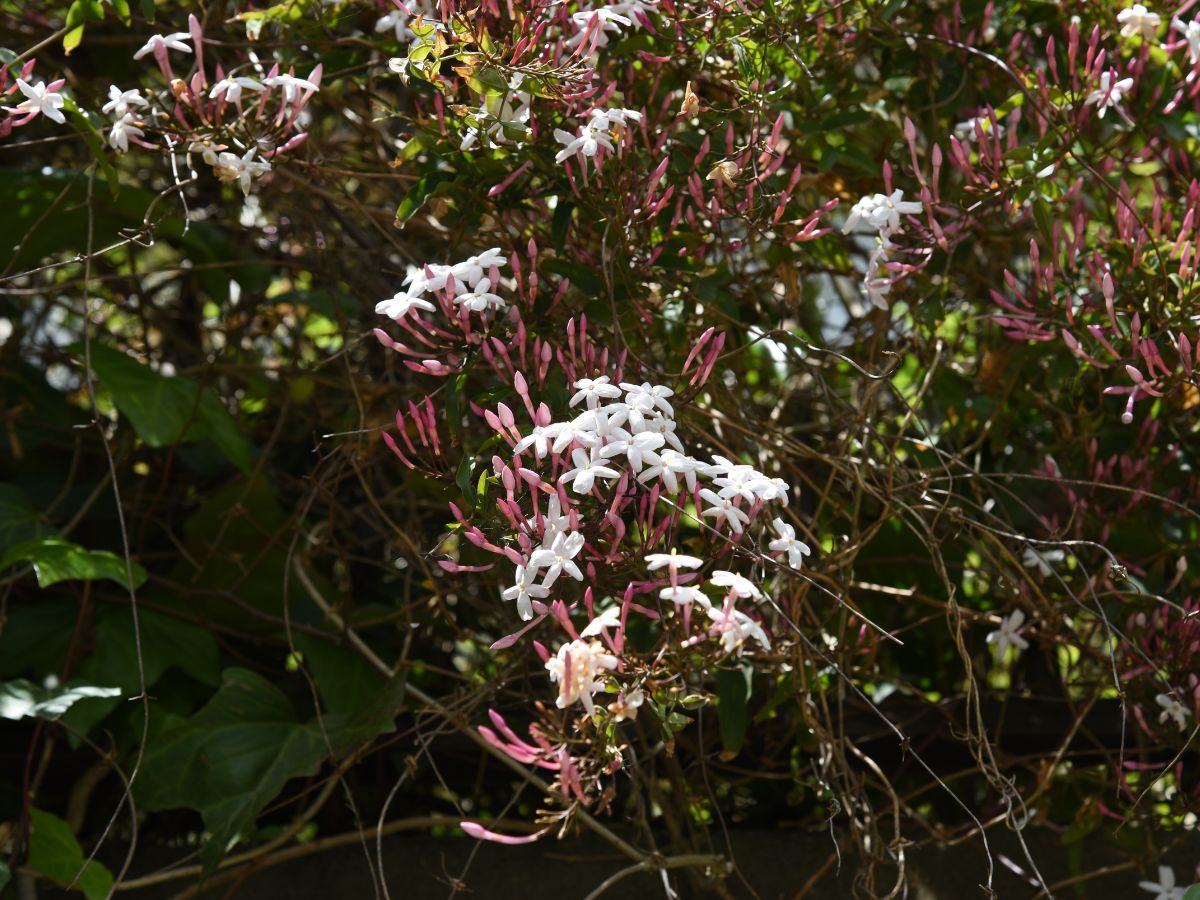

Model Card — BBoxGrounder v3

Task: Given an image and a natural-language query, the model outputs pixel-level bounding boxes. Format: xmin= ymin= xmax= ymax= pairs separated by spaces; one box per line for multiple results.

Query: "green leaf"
xmin=716 ymin=667 xmax=751 ymax=756
xmin=445 ymin=372 xmax=466 ymax=443
xmin=0 ymin=483 xmax=54 ymax=551
xmin=455 ymin=451 xmax=477 ymax=509
xmin=66 ymin=0 xmax=104 ymax=25
xmin=292 ymin=633 xmax=383 ymax=716
xmin=0 ymin=861 xmax=9 ymax=893
xmin=141 ymin=0 xmax=155 ymax=21
xmin=63 ymin=0 xmax=104 ymax=53
xmin=86 ymin=344 xmax=199 ymax=446
xmin=63 ymin=24 xmax=86 ymax=54
xmin=65 ymin=605 xmax=219 ymax=736
xmin=137 ymin=667 xmax=398 ymax=871
xmin=0 ymin=600 xmax=76 ymax=679
xmin=63 ymin=103 xmax=121 ymax=199
xmin=0 ymin=537 xmax=146 ymax=590
xmin=0 ymin=679 xmax=121 ymax=721
xmin=27 ymin=809 xmax=114 ymax=900
xmin=85 ymin=344 xmax=254 ymax=471
xmin=1182 ymin=885 xmax=1200 ymax=900
xmin=109 ymin=0 xmax=132 ymax=25
xmin=394 ymin=171 xmax=454 ymax=225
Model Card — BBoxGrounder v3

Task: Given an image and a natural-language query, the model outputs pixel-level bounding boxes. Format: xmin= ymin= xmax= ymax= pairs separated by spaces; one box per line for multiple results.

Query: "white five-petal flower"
xmin=986 ymin=609 xmax=1029 ymax=658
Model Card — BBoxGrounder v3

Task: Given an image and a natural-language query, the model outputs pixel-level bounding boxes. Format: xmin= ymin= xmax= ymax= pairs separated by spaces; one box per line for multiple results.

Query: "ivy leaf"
xmin=0 ymin=483 xmax=54 ymax=551
xmin=85 ymin=344 xmax=254 ymax=471
xmin=137 ymin=667 xmax=400 ymax=871
xmin=0 ymin=537 xmax=146 ymax=590
xmin=0 ymin=679 xmax=121 ymax=721
xmin=26 ymin=809 xmax=114 ymax=900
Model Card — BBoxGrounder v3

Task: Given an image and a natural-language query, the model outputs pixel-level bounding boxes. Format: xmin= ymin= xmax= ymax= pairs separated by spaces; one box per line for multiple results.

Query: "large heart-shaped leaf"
xmin=26 ymin=809 xmax=114 ymax=900
xmin=0 ymin=537 xmax=146 ymax=590
xmin=137 ymin=667 xmax=402 ymax=871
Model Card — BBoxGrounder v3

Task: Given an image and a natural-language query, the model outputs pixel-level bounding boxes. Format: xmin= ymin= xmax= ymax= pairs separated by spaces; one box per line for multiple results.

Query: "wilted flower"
xmin=679 ymin=81 xmax=700 ymax=117
xmin=706 ymin=161 xmax=739 ymax=187
xmin=608 ymin=689 xmax=644 ymax=721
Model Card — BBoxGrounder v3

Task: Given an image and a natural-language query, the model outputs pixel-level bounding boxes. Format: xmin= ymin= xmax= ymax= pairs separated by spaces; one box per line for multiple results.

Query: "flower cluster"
xmin=554 ymin=106 xmax=643 ymax=169
xmin=375 ymin=248 xmax=508 ymax=320
xmin=97 ymin=15 xmax=319 ymax=195
xmin=842 ymin=188 xmax=924 ymax=309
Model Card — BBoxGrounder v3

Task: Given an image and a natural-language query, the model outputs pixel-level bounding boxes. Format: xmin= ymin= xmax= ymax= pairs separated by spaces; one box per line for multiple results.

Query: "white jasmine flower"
xmin=1156 ymin=693 xmax=1191 ymax=732
xmin=132 ymin=32 xmax=192 ymax=60
xmin=545 ymin=639 xmax=618 ymax=714
xmin=599 ymin=430 xmax=664 ymax=472
xmin=528 ymin=530 xmax=585 ymax=587
xmin=608 ymin=689 xmax=644 ymax=722
xmin=449 ymin=248 xmax=506 ymax=290
xmin=1138 ymin=865 xmax=1186 ymax=900
xmin=1172 ymin=17 xmax=1200 ymax=63
xmin=9 ymin=79 xmax=66 ymax=124
xmin=376 ymin=9 xmax=411 ymax=41
xmin=637 ymin=449 xmax=703 ymax=493
xmin=1118 ymin=4 xmax=1160 ymax=40
xmin=644 ymin=550 xmax=703 ymax=572
xmin=986 ymin=609 xmax=1029 ymax=658
xmin=107 ymin=114 xmax=144 ymax=153
xmin=560 ymin=447 xmax=621 ymax=494
xmin=660 ymin=585 xmax=709 ymax=606
xmin=842 ymin=190 xmax=923 ymax=234
xmin=452 ymin=278 xmax=507 ymax=313
xmin=554 ymin=122 xmax=614 ymax=164
xmin=707 ymin=604 xmax=771 ymax=654
xmin=209 ymin=75 xmax=265 ymax=105
xmin=769 ymin=518 xmax=811 ymax=569
xmin=580 ymin=605 xmax=622 ymax=637
xmin=375 ymin=291 xmax=435 ymax=319
xmin=1085 ymin=70 xmax=1134 ymax=118
xmin=101 ymin=85 xmax=148 ymax=118
xmin=1021 ymin=547 xmax=1065 ymax=578
xmin=709 ymin=570 xmax=761 ymax=599
xmin=570 ymin=375 xmax=623 ymax=409
xmin=698 ymin=488 xmax=750 ymax=535
xmin=264 ymin=73 xmax=319 ymax=103
xmin=502 ymin=564 xmax=549 ymax=621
